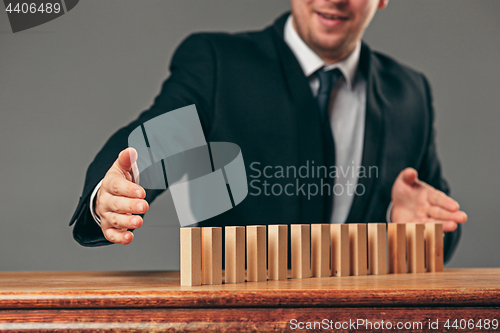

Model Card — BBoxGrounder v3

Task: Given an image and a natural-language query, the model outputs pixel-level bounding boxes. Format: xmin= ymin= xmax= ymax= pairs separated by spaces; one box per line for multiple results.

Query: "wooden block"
xmin=330 ymin=224 xmax=349 ymax=277
xmin=349 ymin=224 xmax=367 ymax=276
xmin=407 ymin=223 xmax=425 ymax=273
xmin=246 ymin=225 xmax=267 ymax=282
xmin=368 ymin=223 xmax=387 ymax=275
xmin=388 ymin=223 xmax=407 ymax=274
xmin=425 ymin=223 xmax=444 ymax=272
xmin=291 ymin=224 xmax=310 ymax=279
xmin=268 ymin=225 xmax=288 ymax=280
xmin=180 ymin=227 xmax=202 ymax=286
xmin=225 ymin=226 xmax=245 ymax=284
xmin=201 ymin=227 xmax=222 ymax=285
xmin=311 ymin=224 xmax=330 ymax=277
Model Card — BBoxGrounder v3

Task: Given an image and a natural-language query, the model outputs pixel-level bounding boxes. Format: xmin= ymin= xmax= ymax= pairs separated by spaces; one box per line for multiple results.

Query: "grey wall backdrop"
xmin=0 ymin=0 xmax=498 ymax=271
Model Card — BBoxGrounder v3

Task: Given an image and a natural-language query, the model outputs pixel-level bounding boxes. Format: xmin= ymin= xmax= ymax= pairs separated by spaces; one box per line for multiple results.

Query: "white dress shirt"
xmin=90 ymin=17 xmax=392 ymax=225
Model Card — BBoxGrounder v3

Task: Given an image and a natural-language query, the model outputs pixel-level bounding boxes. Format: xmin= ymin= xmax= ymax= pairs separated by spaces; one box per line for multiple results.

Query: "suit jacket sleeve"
xmin=418 ymin=74 xmax=461 ymax=264
xmin=69 ymin=34 xmax=217 ymax=246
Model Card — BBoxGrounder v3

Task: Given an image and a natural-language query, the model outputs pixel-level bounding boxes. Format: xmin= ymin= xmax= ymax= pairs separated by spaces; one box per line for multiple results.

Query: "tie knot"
xmin=316 ymin=67 xmax=343 ymax=97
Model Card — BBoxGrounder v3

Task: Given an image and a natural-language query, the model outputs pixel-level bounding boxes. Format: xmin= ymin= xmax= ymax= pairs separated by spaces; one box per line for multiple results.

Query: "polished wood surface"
xmin=1 ymin=307 xmax=498 ymax=332
xmin=0 ymin=269 xmax=499 ymax=332
xmin=1 ymin=268 xmax=499 ymax=308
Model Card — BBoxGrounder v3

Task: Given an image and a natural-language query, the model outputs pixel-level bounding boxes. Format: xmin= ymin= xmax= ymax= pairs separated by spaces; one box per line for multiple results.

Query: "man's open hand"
xmin=95 ymin=148 xmax=149 ymax=244
xmin=391 ymin=168 xmax=467 ymax=232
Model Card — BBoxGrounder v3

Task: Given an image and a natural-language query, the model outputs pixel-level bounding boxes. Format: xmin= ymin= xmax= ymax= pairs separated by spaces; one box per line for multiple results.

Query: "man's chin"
xmin=310 ymin=36 xmax=349 ymax=57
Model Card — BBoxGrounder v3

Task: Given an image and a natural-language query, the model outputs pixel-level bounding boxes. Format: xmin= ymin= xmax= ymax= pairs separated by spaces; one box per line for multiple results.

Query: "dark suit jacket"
xmin=70 ymin=13 xmax=461 ymax=263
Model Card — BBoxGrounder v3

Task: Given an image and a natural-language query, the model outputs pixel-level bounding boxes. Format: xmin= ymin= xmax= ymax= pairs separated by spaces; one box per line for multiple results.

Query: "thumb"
xmin=116 ymin=147 xmax=138 ymax=173
xmin=401 ymin=167 xmax=418 ymax=186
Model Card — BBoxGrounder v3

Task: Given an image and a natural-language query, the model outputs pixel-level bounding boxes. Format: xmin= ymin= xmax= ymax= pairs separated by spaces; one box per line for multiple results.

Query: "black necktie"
xmin=316 ymin=67 xmax=342 ymax=121
xmin=315 ymin=67 xmax=343 ymax=220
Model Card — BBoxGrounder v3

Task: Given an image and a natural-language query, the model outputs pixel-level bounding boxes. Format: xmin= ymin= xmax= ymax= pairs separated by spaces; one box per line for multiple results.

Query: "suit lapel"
xmin=346 ymin=43 xmax=386 ymax=223
xmin=270 ymin=14 xmax=326 ymax=223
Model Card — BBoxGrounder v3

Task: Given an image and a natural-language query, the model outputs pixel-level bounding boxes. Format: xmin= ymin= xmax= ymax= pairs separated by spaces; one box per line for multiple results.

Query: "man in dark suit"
xmin=70 ymin=0 xmax=467 ymax=263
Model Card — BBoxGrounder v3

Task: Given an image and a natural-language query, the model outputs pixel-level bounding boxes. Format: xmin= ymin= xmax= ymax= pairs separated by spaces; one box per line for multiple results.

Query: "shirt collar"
xmin=284 ymin=15 xmax=360 ymax=89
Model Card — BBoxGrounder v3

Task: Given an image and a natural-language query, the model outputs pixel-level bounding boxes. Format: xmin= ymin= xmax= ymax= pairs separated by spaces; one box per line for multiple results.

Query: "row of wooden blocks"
xmin=180 ymin=223 xmax=444 ymax=286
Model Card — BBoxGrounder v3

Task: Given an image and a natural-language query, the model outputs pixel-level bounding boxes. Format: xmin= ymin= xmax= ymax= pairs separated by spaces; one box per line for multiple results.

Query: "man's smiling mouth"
xmin=316 ymin=11 xmax=349 ymax=21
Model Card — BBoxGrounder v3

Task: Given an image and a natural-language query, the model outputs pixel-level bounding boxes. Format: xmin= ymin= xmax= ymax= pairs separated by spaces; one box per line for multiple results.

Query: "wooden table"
xmin=0 ymin=268 xmax=499 ymax=332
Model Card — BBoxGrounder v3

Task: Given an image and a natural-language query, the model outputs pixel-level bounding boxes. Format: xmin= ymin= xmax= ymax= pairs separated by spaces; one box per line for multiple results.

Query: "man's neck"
xmin=284 ymin=15 xmax=361 ymax=87
xmin=317 ymin=42 xmax=357 ymax=65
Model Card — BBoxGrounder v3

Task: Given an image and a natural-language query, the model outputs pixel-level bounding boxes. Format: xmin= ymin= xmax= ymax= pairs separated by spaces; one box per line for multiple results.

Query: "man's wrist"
xmin=89 ymin=179 xmax=104 ymax=226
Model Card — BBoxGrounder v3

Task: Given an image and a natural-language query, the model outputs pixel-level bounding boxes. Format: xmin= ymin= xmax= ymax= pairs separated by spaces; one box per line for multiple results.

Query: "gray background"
xmin=0 ymin=0 xmax=498 ymax=271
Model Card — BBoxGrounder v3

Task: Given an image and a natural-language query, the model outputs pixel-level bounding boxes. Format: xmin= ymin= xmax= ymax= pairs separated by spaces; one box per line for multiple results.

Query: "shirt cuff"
xmin=89 ymin=179 xmax=104 ymax=226
xmin=386 ymin=201 xmax=394 ymax=223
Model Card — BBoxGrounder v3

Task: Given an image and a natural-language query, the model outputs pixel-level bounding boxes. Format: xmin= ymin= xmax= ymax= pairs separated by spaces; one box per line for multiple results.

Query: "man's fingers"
xmin=103 ymin=195 xmax=149 ymax=215
xmin=401 ymin=167 xmax=418 ymax=186
xmin=441 ymin=221 xmax=458 ymax=232
xmin=115 ymin=147 xmax=138 ymax=174
xmin=427 ymin=206 xmax=468 ymax=223
xmin=428 ymin=189 xmax=460 ymax=212
xmin=424 ymin=220 xmax=458 ymax=233
xmin=103 ymin=227 xmax=134 ymax=245
xmin=96 ymin=147 xmax=145 ymax=246
xmin=102 ymin=174 xmax=145 ymax=199
xmin=433 ymin=220 xmax=458 ymax=233
xmin=101 ymin=212 xmax=143 ymax=230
